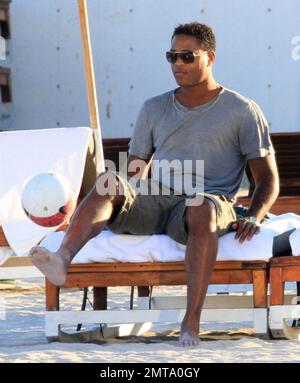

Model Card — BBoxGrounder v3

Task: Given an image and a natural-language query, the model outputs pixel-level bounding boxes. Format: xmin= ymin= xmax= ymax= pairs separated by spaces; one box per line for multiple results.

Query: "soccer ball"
xmin=21 ymin=173 xmax=76 ymax=227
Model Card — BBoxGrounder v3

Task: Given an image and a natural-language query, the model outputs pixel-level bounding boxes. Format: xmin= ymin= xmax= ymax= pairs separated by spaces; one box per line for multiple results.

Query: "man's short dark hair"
xmin=172 ymin=22 xmax=216 ymax=52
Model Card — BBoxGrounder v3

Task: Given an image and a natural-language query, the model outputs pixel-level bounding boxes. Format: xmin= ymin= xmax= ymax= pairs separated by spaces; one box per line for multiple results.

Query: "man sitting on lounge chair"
xmin=29 ymin=22 xmax=279 ymax=347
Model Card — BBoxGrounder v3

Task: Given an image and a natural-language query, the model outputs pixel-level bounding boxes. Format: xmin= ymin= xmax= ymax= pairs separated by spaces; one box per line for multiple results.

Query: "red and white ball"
xmin=21 ymin=173 xmax=76 ymax=227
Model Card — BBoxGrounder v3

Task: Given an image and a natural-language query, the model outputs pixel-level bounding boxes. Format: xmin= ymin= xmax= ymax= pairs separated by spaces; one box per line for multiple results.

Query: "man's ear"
xmin=207 ymin=50 xmax=216 ymax=66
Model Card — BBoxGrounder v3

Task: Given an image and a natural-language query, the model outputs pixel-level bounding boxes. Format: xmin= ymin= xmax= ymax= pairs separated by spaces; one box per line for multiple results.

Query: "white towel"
xmin=0 ymin=127 xmax=91 ymax=257
xmin=217 ymin=213 xmax=300 ymax=261
xmin=40 ymin=213 xmax=300 ymax=263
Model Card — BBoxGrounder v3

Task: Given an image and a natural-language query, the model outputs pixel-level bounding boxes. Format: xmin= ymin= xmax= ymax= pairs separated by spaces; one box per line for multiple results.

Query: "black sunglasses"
xmin=166 ymin=50 xmax=201 ymax=64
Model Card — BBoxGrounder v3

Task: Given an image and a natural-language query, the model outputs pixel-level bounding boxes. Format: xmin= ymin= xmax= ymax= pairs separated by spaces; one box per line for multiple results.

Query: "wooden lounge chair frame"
xmin=45 ymin=260 xmax=268 ymax=339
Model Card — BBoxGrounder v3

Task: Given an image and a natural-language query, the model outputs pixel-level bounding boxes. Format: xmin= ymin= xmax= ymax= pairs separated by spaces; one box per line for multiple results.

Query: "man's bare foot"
xmin=180 ymin=319 xmax=201 ymax=347
xmin=179 ymin=329 xmax=201 ymax=347
xmin=28 ymin=246 xmax=69 ymax=286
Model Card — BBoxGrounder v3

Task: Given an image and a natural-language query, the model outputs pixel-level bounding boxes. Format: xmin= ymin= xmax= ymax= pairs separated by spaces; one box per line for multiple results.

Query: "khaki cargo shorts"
xmin=106 ymin=173 xmax=237 ymax=245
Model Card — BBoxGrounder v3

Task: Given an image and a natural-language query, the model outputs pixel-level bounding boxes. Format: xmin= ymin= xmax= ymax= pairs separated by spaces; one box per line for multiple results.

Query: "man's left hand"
xmin=231 ymin=218 xmax=260 ymax=243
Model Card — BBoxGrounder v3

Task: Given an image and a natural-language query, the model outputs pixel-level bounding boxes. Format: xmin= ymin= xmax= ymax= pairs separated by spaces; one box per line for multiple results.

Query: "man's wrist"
xmin=244 ymin=216 xmax=260 ymax=226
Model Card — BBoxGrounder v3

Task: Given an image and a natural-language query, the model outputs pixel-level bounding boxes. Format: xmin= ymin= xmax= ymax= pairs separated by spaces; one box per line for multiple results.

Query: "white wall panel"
xmin=0 ymin=0 xmax=299 ymax=135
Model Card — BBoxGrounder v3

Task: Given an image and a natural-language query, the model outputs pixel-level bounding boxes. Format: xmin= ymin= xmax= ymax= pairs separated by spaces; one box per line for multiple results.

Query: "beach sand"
xmin=1 ymin=279 xmax=300 ymax=363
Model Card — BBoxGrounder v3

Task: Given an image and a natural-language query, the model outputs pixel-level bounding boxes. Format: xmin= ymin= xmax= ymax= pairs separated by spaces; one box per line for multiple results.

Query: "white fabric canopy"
xmin=0 ymin=127 xmax=90 ymax=258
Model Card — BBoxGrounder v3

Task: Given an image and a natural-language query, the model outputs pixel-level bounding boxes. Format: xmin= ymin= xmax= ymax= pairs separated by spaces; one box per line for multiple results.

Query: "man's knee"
xmin=89 ymin=171 xmax=125 ymax=207
xmin=95 ymin=171 xmax=121 ymax=196
xmin=185 ymin=198 xmax=217 ymax=233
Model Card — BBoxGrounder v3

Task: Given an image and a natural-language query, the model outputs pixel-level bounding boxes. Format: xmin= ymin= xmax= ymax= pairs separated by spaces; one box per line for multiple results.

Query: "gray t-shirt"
xmin=129 ymin=87 xmax=274 ymax=200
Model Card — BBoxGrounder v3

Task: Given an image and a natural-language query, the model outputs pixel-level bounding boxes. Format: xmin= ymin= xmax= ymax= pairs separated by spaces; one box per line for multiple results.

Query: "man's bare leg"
xmin=180 ymin=198 xmax=218 ymax=347
xmin=29 ymin=173 xmax=124 ymax=285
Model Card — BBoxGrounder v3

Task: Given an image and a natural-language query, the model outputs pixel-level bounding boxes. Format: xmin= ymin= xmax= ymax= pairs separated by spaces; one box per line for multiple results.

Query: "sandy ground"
xmin=1 ymin=278 xmax=300 ymax=363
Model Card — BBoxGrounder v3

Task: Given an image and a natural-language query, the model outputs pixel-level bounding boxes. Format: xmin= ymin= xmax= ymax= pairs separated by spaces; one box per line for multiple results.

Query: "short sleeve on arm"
xmin=128 ymin=102 xmax=154 ymax=160
xmin=239 ymin=100 xmax=274 ymax=159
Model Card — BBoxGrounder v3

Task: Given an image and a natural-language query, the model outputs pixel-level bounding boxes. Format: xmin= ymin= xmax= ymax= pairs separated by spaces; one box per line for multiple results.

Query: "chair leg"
xmin=252 ymin=270 xmax=267 ymax=308
xmin=45 ymin=279 xmax=59 ymax=311
xmin=270 ymin=267 xmax=285 ymax=305
xmin=93 ymin=287 xmax=107 ymax=310
xmin=137 ymin=286 xmax=150 ymax=297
